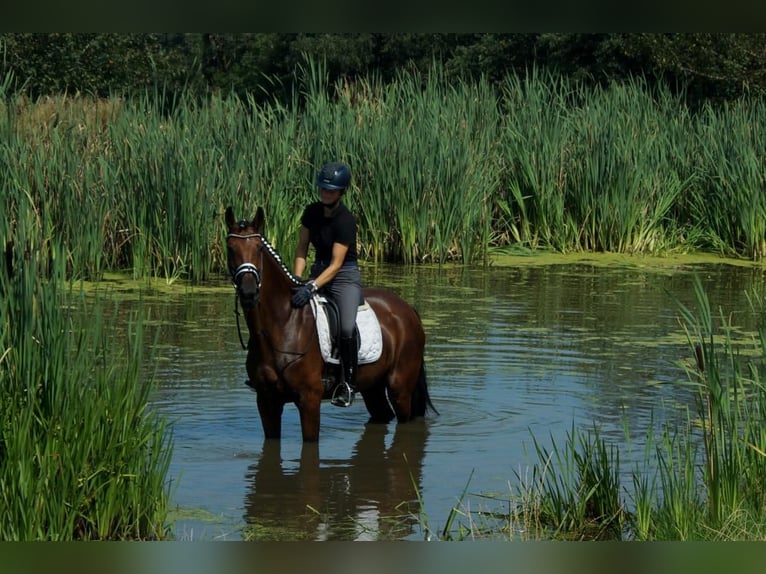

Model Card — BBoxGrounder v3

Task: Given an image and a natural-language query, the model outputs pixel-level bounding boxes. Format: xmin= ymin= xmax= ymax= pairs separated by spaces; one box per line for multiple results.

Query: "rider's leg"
xmin=328 ymin=266 xmax=362 ymax=407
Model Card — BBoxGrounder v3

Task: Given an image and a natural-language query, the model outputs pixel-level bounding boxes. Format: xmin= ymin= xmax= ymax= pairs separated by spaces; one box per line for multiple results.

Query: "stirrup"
xmin=330 ymin=382 xmax=354 ymax=408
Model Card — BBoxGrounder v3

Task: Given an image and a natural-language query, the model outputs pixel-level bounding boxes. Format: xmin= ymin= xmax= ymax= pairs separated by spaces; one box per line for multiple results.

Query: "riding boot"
xmin=331 ymin=335 xmax=357 ymax=407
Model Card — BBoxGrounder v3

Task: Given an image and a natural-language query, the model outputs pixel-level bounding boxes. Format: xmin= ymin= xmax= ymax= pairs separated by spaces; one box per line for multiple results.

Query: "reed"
xmin=567 ymin=79 xmax=690 ymax=253
xmin=3 ymin=61 xmax=766 ymax=282
xmin=499 ymin=73 xmax=693 ymax=254
xmin=677 ymin=275 xmax=766 ymax=525
xmin=499 ymin=70 xmax=578 ymax=251
xmin=0 ymin=222 xmax=172 ymax=540
xmin=512 ymin=423 xmax=626 ymax=540
xmin=691 ymin=99 xmax=766 ymax=260
xmin=430 ymin=274 xmax=766 ymax=541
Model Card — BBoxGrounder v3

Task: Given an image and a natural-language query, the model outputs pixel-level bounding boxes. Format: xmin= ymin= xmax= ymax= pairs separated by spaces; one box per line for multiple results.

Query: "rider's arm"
xmin=312 ymin=242 xmax=348 ymax=289
xmin=293 ymin=226 xmax=310 ymax=277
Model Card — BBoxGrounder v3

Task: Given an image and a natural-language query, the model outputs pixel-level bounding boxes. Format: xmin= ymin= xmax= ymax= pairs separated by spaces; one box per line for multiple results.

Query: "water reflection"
xmin=243 ymin=422 xmax=430 ymax=541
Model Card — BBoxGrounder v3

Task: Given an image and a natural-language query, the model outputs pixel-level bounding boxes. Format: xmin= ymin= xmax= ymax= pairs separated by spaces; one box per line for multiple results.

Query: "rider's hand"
xmin=291 ymin=280 xmax=317 ymax=307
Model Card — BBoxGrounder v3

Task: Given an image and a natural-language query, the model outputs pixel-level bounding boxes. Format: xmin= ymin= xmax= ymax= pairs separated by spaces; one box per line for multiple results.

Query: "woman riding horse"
xmin=291 ymin=161 xmax=360 ymax=408
xmin=225 ymin=202 xmax=437 ymax=442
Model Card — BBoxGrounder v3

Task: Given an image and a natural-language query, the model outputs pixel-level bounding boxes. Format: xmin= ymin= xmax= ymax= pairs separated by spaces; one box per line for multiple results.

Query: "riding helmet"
xmin=315 ymin=162 xmax=351 ymax=191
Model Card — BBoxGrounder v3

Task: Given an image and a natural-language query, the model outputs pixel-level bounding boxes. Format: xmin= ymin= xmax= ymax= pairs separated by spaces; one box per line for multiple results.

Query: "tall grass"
xmin=692 ymin=99 xmax=766 ymax=260
xmin=566 ymin=79 xmax=691 ymax=253
xmin=499 ymin=70 xmax=579 ymax=251
xmin=430 ymin=275 xmax=766 ymax=541
xmin=0 ymin=214 xmax=172 ymax=540
xmin=500 ymin=73 xmax=694 ymax=254
xmin=2 ymin=61 xmax=766 ymax=284
xmin=678 ymin=276 xmax=766 ymax=526
xmin=524 ymin=422 xmax=624 ymax=540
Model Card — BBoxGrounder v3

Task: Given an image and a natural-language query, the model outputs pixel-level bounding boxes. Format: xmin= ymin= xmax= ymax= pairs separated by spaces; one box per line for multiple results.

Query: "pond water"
xmin=120 ymin=256 xmax=766 ymax=540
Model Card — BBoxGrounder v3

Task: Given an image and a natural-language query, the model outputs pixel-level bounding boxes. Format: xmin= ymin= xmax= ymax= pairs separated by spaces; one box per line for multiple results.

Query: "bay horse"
xmin=225 ymin=206 xmax=437 ymax=442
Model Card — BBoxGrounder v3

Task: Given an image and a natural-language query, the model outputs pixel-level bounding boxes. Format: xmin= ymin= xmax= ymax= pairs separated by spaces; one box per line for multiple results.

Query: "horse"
xmin=224 ymin=206 xmax=437 ymax=442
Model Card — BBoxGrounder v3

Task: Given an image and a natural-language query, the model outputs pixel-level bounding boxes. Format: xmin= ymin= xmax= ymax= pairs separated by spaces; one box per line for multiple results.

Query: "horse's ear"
xmin=225 ymin=206 xmax=235 ymax=228
xmin=253 ymin=206 xmax=265 ymax=234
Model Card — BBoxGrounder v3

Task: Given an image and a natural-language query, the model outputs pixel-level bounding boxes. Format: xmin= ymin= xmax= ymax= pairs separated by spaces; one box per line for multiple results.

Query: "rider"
xmin=291 ymin=161 xmax=362 ymax=407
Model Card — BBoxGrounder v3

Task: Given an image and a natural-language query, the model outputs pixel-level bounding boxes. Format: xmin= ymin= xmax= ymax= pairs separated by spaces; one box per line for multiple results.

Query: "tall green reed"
xmin=4 ymin=62 xmax=766 ymax=281
xmin=678 ymin=274 xmax=766 ymax=525
xmin=692 ymin=99 xmax=766 ymax=260
xmin=0 ymin=214 xmax=172 ymax=540
xmin=566 ymin=79 xmax=689 ymax=253
xmin=500 ymin=70 xmax=579 ymax=251
xmin=518 ymin=423 xmax=625 ymax=540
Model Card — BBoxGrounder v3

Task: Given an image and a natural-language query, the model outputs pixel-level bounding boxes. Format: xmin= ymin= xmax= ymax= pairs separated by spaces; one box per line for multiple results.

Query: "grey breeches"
xmin=310 ymin=262 xmax=363 ymax=338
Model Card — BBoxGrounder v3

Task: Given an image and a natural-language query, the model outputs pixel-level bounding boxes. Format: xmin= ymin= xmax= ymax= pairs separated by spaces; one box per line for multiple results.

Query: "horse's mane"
xmin=258 ymin=234 xmax=305 ymax=287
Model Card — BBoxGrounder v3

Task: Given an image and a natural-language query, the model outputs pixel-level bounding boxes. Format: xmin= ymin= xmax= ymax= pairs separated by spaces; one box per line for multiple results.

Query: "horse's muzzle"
xmin=238 ymin=286 xmax=259 ymax=309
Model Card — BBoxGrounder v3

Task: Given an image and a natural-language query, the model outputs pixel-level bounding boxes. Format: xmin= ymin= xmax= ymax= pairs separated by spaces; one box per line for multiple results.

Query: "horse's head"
xmin=225 ymin=206 xmax=265 ymax=310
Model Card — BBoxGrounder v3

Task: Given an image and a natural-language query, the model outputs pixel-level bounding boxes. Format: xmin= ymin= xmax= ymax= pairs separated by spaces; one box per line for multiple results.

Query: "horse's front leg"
xmin=248 ymin=350 xmax=284 ymax=439
xmin=256 ymin=391 xmax=284 ymax=439
xmin=295 ymin=383 xmax=324 ymax=442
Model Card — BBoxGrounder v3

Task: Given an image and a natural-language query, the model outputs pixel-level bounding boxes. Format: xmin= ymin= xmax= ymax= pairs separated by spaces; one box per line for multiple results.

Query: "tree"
xmin=622 ymin=33 xmax=766 ymax=101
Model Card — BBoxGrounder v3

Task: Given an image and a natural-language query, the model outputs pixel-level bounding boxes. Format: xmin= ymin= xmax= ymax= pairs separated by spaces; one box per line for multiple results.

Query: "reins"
xmin=232 ymin=286 xmax=318 ymax=369
xmin=233 ymin=293 xmax=248 ymax=350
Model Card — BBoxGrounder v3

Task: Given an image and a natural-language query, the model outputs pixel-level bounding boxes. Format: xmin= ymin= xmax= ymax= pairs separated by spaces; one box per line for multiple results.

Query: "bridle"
xmin=225 ymin=226 xmax=317 ymax=369
xmin=227 ymin=230 xmax=263 ymax=349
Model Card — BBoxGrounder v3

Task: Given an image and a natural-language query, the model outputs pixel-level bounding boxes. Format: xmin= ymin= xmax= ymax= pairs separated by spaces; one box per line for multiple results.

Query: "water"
xmin=126 ymin=258 xmax=765 ymax=540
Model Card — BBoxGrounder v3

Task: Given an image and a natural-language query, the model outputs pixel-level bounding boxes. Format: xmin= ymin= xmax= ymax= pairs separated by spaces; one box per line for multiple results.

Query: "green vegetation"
xmin=429 ymin=275 xmax=766 ymax=540
xmin=3 ymin=42 xmax=766 ymax=540
xmin=2 ymin=63 xmax=766 ymax=284
xmin=0 ymin=227 xmax=173 ymax=540
xmin=2 ymin=34 xmax=765 ymax=106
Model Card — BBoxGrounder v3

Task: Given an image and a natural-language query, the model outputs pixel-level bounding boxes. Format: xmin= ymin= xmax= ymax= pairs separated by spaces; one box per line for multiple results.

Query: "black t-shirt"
xmin=300 ymin=202 xmax=358 ymax=264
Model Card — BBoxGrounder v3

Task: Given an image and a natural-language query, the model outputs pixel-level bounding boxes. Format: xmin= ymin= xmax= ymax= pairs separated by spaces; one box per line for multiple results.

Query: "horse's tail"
xmin=412 ymin=360 xmax=439 ymax=418
xmin=409 ymin=306 xmax=438 ymax=419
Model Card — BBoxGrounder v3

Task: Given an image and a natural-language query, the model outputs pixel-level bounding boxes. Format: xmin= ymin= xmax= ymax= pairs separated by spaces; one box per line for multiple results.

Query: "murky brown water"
xmin=124 ymin=257 xmax=766 ymax=540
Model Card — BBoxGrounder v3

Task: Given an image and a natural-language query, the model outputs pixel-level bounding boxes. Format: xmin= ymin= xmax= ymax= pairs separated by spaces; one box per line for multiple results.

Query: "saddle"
xmin=309 ymin=295 xmax=383 ymax=365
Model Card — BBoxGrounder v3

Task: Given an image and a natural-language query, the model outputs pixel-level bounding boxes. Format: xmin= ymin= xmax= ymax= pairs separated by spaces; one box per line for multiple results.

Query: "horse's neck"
xmin=257 ymin=242 xmax=303 ymax=322
xmin=262 ymin=257 xmax=296 ymax=301
xmin=247 ymin=246 xmax=311 ymax=354
xmin=260 ymin=240 xmax=302 ymax=294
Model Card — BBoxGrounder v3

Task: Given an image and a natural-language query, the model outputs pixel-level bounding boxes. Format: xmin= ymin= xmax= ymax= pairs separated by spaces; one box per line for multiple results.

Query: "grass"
xmin=3 ymin=59 xmax=766 ymax=540
xmin=0 ymin=228 xmax=173 ymax=540
xmin=418 ymin=274 xmax=766 ymax=541
xmin=3 ymin=62 xmax=766 ymax=286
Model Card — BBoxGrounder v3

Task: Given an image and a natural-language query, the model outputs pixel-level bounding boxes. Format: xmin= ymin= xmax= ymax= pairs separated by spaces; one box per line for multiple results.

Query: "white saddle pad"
xmin=309 ymin=296 xmax=383 ymax=365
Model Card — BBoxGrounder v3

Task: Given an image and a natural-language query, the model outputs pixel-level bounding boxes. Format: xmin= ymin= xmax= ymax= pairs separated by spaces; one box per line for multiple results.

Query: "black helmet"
xmin=315 ymin=162 xmax=351 ymax=191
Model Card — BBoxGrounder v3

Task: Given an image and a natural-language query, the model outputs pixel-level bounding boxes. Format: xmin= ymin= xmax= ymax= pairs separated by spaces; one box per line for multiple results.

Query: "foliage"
xmin=0 ymin=33 xmax=204 ymax=98
xmin=433 ymin=275 xmax=766 ymax=541
xmin=3 ymin=62 xmax=766 ymax=284
xmin=2 ymin=33 xmax=766 ymax=106
xmin=0 ymin=219 xmax=173 ymax=540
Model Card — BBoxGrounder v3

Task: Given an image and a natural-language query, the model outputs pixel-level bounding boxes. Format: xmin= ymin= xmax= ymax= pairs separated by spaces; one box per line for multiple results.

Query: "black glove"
xmin=291 ymin=280 xmax=317 ymax=307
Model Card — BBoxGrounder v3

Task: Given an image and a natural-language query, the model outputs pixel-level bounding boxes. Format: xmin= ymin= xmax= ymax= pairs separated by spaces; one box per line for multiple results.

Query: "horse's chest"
xmin=246 ymin=349 xmax=279 ymax=384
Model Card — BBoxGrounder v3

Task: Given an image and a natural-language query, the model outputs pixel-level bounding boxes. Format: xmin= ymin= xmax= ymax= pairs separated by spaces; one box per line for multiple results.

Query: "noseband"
xmin=232 ymin=262 xmax=261 ymax=292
